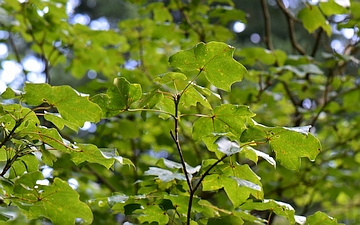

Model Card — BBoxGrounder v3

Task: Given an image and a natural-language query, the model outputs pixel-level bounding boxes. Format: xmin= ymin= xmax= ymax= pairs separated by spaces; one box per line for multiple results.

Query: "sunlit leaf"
xmin=22 ymin=83 xmax=102 ymax=130
xmin=169 ymin=42 xmax=247 ymax=91
xmin=144 ymin=167 xmax=186 ymax=182
xmin=157 ymin=158 xmax=200 ymax=174
xmin=242 ymin=146 xmax=276 ymax=168
xmin=215 ymin=137 xmax=241 ymax=156
xmin=298 ymin=5 xmax=332 ymax=36
xmin=70 ymin=144 xmax=115 ymax=169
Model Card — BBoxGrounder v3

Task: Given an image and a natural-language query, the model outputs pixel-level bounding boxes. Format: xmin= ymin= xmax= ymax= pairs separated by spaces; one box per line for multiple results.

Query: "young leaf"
xmin=91 ymin=77 xmax=142 ymax=118
xmin=22 ymin=83 xmax=102 ymax=130
xmin=169 ymin=42 xmax=247 ymax=91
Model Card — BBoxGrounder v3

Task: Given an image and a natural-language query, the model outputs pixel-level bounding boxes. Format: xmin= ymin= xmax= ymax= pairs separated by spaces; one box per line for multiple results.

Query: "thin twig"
xmin=170 ymin=94 xmax=193 ymax=191
xmin=311 ymin=29 xmax=323 ymax=57
xmin=260 ymin=0 xmax=274 ymax=50
xmin=275 ymin=0 xmax=306 ymax=55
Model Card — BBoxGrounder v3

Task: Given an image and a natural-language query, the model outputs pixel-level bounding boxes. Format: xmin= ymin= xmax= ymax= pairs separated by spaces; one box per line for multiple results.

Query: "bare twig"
xmin=170 ymin=94 xmax=193 ymax=192
xmin=311 ymin=29 xmax=323 ymax=57
xmin=260 ymin=0 xmax=274 ymax=50
xmin=275 ymin=0 xmax=306 ymax=55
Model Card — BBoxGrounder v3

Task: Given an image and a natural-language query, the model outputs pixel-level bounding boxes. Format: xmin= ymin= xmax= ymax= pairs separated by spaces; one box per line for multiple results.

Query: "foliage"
xmin=0 ymin=0 xmax=359 ymax=224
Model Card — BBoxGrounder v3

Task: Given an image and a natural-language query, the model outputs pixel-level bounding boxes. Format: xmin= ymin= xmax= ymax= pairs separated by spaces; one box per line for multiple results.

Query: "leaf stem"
xmin=127 ymin=108 xmax=175 ymax=118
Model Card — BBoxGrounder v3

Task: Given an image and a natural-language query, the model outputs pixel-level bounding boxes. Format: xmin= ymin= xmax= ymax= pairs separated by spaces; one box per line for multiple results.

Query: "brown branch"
xmin=260 ymin=0 xmax=274 ymax=50
xmin=275 ymin=0 xmax=306 ymax=55
xmin=311 ymin=29 xmax=323 ymax=57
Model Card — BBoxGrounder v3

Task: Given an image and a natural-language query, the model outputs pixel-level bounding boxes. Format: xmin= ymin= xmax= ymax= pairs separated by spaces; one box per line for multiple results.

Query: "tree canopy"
xmin=0 ymin=0 xmax=359 ymax=224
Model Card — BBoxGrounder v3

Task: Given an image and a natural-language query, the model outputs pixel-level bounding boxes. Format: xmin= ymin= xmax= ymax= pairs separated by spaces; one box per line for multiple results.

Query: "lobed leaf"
xmin=169 ymin=42 xmax=247 ymax=91
xmin=91 ymin=77 xmax=142 ymax=118
xmin=22 ymin=83 xmax=102 ymax=131
xmin=193 ymin=104 xmax=256 ymax=141
xmin=298 ymin=5 xmax=331 ymax=36
xmin=13 ymin=172 xmax=93 ymax=225
xmin=240 ymin=199 xmax=295 ymax=224
xmin=240 ymin=123 xmax=321 ymax=170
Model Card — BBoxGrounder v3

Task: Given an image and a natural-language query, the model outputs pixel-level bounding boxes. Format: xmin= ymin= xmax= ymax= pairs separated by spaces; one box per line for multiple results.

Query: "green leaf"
xmin=70 ymin=144 xmax=115 ymax=169
xmin=155 ymin=72 xmax=187 ymax=84
xmin=91 ymin=77 xmax=142 ymax=118
xmin=306 ymin=211 xmax=342 ymax=225
xmin=241 ymin=146 xmax=276 ymax=168
xmin=157 ymin=158 xmax=200 ymax=174
xmin=1 ymin=87 xmax=16 ymax=99
xmin=133 ymin=204 xmax=169 ymax=225
xmin=44 ymin=112 xmax=79 ymax=132
xmin=0 ymin=212 xmax=12 ymax=221
xmin=193 ymin=104 xmax=255 ymax=140
xmin=215 ymin=137 xmax=242 ymax=156
xmin=240 ymin=199 xmax=295 ymax=224
xmin=99 ymin=147 xmax=135 ymax=167
xmin=319 ymin=0 xmax=348 ymax=16
xmin=221 ymin=164 xmax=263 ymax=207
xmin=208 ymin=215 xmax=244 ymax=225
xmin=144 ymin=167 xmax=186 ymax=182
xmin=240 ymin=123 xmax=321 ymax=170
xmin=169 ymin=42 xmax=247 ymax=91
xmin=138 ymin=89 xmax=164 ymax=109
xmin=202 ymin=174 xmax=223 ymax=191
xmin=22 ymin=83 xmax=102 ymax=130
xmin=181 ymin=85 xmax=212 ymax=109
xmin=18 ymin=126 xmax=70 ymax=152
xmin=14 ymin=176 xmax=93 ymax=225
xmin=298 ymin=5 xmax=332 ymax=36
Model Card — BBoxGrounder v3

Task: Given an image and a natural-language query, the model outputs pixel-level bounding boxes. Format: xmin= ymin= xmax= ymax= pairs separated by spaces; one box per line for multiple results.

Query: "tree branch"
xmin=311 ymin=29 xmax=323 ymax=57
xmin=275 ymin=0 xmax=306 ymax=55
xmin=260 ymin=0 xmax=274 ymax=50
